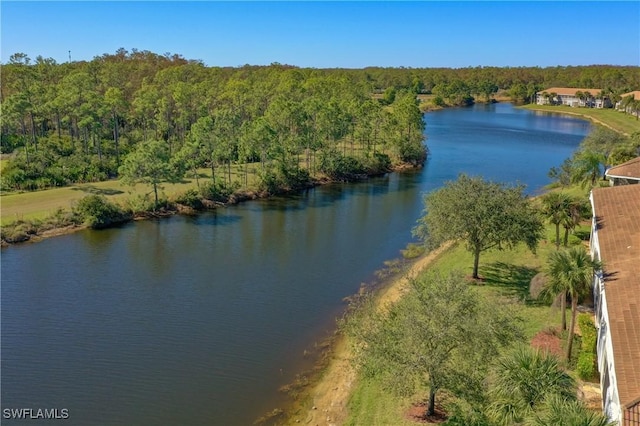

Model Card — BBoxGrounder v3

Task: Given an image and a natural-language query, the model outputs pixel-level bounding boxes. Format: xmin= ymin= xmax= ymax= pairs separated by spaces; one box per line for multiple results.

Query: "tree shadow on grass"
xmin=71 ymin=185 xmax=124 ymax=196
xmin=479 ymin=261 xmax=539 ymax=303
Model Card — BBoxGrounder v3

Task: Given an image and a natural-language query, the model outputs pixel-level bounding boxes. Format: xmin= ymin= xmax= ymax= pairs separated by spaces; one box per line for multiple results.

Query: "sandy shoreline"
xmin=291 ymin=243 xmax=453 ymax=426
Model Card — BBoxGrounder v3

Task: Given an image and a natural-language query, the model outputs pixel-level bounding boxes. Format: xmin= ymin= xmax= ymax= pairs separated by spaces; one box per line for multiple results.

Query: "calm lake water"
xmin=1 ymin=103 xmax=589 ymax=425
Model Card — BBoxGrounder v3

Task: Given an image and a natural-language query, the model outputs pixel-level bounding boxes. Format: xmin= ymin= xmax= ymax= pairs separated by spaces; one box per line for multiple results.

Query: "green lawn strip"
xmin=1 ymin=178 xmax=195 ymax=224
xmin=521 ymin=104 xmax=640 ymax=135
xmin=345 ymin=225 xmax=569 ymax=424
xmin=344 ymin=378 xmax=418 ymax=426
xmin=0 ymin=164 xmax=267 ymax=225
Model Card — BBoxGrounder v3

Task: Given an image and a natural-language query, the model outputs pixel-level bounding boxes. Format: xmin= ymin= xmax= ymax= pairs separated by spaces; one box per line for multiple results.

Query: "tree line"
xmin=2 ymin=49 xmax=639 ymax=191
xmin=1 ymin=49 xmax=426 ymax=192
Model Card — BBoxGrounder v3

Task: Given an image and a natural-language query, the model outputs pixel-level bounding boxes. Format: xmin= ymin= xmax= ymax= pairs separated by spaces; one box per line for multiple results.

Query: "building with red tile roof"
xmin=590 ymin=184 xmax=640 ymax=425
xmin=606 ymin=157 xmax=640 ymax=186
xmin=536 ymin=87 xmax=611 ymax=108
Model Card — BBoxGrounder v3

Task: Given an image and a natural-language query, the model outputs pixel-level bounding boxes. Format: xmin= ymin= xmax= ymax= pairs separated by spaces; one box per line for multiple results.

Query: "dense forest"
xmin=1 ymin=48 xmax=638 ymax=192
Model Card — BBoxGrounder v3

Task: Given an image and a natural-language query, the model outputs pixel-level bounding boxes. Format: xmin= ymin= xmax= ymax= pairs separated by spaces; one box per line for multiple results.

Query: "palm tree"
xmin=541 ymin=251 xmax=569 ymax=331
xmin=561 ymin=197 xmax=589 ymax=247
xmin=596 ymin=90 xmax=607 ymax=108
xmin=544 ymin=247 xmax=601 ymax=360
xmin=571 ymin=150 xmax=606 ymax=188
xmin=542 ymin=92 xmax=550 ymax=105
xmin=575 ymin=90 xmax=585 ymax=107
xmin=488 ymin=346 xmax=576 ymax=425
xmin=525 ymin=394 xmax=616 ymax=426
xmin=584 ymin=91 xmax=593 ymax=107
xmin=540 ymin=192 xmax=571 ymax=249
xmin=620 ymin=94 xmax=635 ymax=113
xmin=632 ymin=99 xmax=640 ymax=120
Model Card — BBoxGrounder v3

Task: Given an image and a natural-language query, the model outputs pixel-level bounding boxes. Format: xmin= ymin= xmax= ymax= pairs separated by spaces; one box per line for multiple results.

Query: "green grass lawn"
xmin=344 ymin=223 xmax=573 ymax=425
xmin=0 ymin=164 xmax=265 ymax=225
xmin=521 ymin=104 xmax=640 ymax=135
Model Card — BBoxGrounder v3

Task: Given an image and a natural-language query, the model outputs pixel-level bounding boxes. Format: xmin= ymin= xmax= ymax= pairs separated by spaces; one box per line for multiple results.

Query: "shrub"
xmin=432 ymin=95 xmax=446 ymax=107
xmin=199 ymin=180 xmax=236 ymax=203
xmin=398 ymin=141 xmax=427 ymax=166
xmin=174 ymin=189 xmax=204 ymax=210
xmin=363 ymin=153 xmax=392 ymax=175
xmin=256 ymin=169 xmax=281 ymax=195
xmin=576 ymin=352 xmax=597 ymax=380
xmin=37 ymin=208 xmax=82 ymax=231
xmin=401 ymin=243 xmax=425 ymax=259
xmin=257 ymin=165 xmax=311 ymax=194
xmin=0 ymin=219 xmax=39 ymax=243
xmin=123 ymin=194 xmax=154 ymax=215
xmin=319 ymin=150 xmax=366 ymax=181
xmin=73 ymin=195 xmax=132 ymax=229
xmin=1 ymin=225 xmax=30 ymax=243
xmin=576 ymin=313 xmax=597 ymax=380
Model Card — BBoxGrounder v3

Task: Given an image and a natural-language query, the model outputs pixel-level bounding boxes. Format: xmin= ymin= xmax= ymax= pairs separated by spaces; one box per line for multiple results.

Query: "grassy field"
xmin=521 ymin=104 xmax=640 ymax=135
xmin=0 ymin=164 xmax=265 ymax=225
xmin=343 ymin=221 xmax=583 ymax=425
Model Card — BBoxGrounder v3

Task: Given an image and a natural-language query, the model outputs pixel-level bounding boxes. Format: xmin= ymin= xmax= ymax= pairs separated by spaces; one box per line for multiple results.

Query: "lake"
xmin=0 ymin=103 xmax=589 ymax=425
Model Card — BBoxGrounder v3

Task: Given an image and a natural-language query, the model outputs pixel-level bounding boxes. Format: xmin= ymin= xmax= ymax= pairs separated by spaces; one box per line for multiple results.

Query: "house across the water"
xmin=615 ymin=91 xmax=640 ymax=116
xmin=536 ymin=87 xmax=611 ymax=108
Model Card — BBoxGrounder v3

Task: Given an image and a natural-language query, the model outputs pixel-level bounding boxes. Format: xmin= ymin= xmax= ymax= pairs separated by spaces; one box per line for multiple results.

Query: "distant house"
xmin=536 ymin=87 xmax=611 ymax=108
xmin=615 ymin=91 xmax=640 ymax=116
xmin=589 ymin=184 xmax=640 ymax=425
xmin=606 ymin=157 xmax=640 ymax=186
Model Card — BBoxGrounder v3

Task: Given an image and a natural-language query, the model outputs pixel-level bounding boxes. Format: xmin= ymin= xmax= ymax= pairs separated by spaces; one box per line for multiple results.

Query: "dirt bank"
xmin=291 ymin=243 xmax=453 ymax=426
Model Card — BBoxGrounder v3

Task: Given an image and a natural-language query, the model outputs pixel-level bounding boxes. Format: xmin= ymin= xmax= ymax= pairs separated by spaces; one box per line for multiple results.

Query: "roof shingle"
xmin=538 ymin=87 xmax=604 ymax=96
xmin=606 ymin=157 xmax=640 ymax=180
xmin=592 ymin=185 xmax=640 ymax=408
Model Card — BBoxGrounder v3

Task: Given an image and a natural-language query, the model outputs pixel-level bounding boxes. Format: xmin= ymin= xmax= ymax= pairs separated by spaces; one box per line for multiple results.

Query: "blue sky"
xmin=1 ymin=2 xmax=639 ymax=68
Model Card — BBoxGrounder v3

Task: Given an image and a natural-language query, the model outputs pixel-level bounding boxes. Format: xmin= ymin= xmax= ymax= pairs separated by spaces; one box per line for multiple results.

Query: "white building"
xmin=536 ymin=87 xmax=611 ymax=108
xmin=590 ymin=184 xmax=640 ymax=425
xmin=615 ymin=91 xmax=640 ymax=117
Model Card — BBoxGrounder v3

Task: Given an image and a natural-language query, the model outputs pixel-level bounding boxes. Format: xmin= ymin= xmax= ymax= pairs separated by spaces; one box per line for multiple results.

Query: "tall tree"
xmin=571 ymin=150 xmax=606 ymax=188
xmin=540 ymin=192 xmax=571 ymax=249
xmin=561 ymin=196 xmax=589 ymax=247
xmin=388 ymin=91 xmax=427 ymax=165
xmin=118 ymin=139 xmax=183 ymax=209
xmin=544 ymin=247 xmax=601 ymax=360
xmin=345 ymin=271 xmax=521 ymax=418
xmin=413 ymin=175 xmax=544 ymax=279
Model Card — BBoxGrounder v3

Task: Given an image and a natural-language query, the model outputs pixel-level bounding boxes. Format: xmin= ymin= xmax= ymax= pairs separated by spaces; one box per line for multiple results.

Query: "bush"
xmin=363 ymin=153 xmax=392 ymax=175
xmin=576 ymin=313 xmax=597 ymax=380
xmin=401 ymin=243 xmax=425 ymax=259
xmin=257 ymin=164 xmax=311 ymax=194
xmin=576 ymin=352 xmax=597 ymax=380
xmin=256 ymin=169 xmax=281 ymax=195
xmin=174 ymin=189 xmax=204 ymax=210
xmin=398 ymin=142 xmax=427 ymax=166
xmin=432 ymin=95 xmax=446 ymax=107
xmin=319 ymin=150 xmax=366 ymax=181
xmin=37 ymin=208 xmax=82 ymax=231
xmin=199 ymin=180 xmax=236 ymax=203
xmin=123 ymin=194 xmax=154 ymax=214
xmin=73 ymin=195 xmax=132 ymax=229
xmin=0 ymin=219 xmax=40 ymax=243
xmin=1 ymin=223 xmax=31 ymax=243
